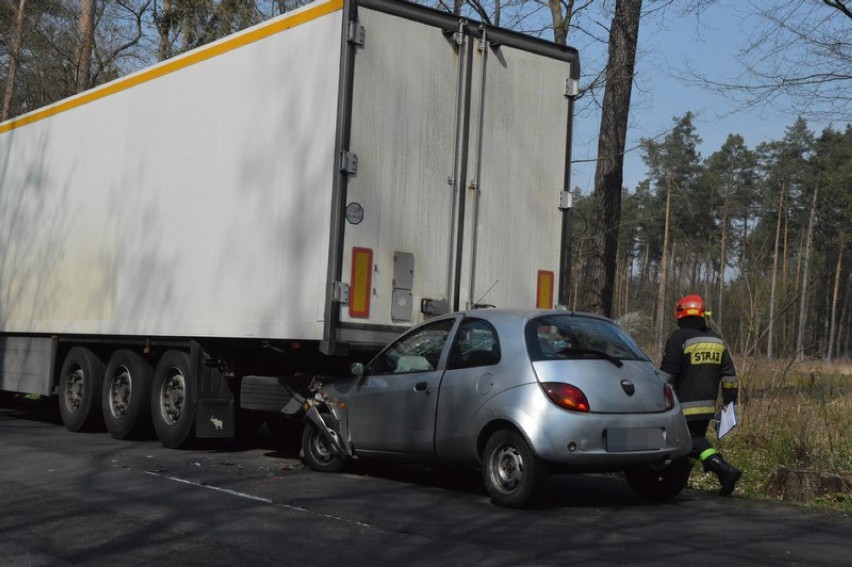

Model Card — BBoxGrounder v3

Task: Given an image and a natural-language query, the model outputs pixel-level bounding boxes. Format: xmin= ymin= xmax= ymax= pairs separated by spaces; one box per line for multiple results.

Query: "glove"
xmin=722 ymin=387 xmax=738 ymax=406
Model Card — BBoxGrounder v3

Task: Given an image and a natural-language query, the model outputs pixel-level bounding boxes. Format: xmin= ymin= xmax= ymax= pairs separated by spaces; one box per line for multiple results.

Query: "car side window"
xmin=371 ymin=319 xmax=455 ymax=375
xmin=447 ymin=318 xmax=501 ymax=370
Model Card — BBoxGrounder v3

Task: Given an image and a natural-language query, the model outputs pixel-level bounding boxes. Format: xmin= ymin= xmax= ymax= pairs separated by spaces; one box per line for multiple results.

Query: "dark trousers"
xmin=688 ymin=419 xmax=712 ymax=459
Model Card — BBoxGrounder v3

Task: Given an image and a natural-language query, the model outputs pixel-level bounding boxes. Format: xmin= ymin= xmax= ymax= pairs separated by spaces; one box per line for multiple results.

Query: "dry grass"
xmin=689 ymin=358 xmax=852 ymax=513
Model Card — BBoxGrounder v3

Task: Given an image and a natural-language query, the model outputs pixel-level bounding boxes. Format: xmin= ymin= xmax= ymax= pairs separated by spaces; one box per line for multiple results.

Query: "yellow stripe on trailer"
xmin=0 ymin=0 xmax=344 ymax=134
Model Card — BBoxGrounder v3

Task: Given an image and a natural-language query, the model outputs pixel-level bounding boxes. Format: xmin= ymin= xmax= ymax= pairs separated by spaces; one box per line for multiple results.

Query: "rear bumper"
xmin=530 ymin=405 xmax=691 ymax=467
xmin=484 ymin=384 xmax=692 ymax=468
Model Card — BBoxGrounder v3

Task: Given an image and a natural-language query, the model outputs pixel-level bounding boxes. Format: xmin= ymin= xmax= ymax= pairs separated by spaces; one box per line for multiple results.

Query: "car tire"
xmin=151 ymin=350 xmax=196 ymax=449
xmin=302 ymin=420 xmax=344 ymax=473
xmin=102 ymin=350 xmax=153 ymax=440
xmin=482 ymin=430 xmax=545 ymax=508
xmin=625 ymin=456 xmax=692 ymax=502
xmin=58 ymin=347 xmax=105 ymax=432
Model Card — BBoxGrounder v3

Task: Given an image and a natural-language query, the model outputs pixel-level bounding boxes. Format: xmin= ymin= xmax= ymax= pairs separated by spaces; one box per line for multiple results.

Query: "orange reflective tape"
xmin=349 ymin=247 xmax=372 ymax=318
xmin=536 ymin=270 xmax=554 ymax=309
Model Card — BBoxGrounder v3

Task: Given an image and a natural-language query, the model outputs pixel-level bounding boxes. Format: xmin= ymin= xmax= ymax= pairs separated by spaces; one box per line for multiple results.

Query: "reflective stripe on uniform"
xmin=681 ymin=400 xmax=715 ymax=417
xmin=683 ymin=338 xmax=725 ymax=365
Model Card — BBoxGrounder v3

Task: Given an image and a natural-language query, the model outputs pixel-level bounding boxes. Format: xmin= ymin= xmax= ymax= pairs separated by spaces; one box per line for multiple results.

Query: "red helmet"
xmin=675 ymin=294 xmax=706 ymax=320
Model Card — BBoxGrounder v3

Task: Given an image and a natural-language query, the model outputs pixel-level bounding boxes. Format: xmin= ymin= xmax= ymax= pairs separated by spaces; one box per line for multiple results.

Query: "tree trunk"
xmin=2 ymin=0 xmax=27 ymax=122
xmin=622 ymin=250 xmax=632 ymax=313
xmin=156 ymin=0 xmax=174 ymax=61
xmin=717 ymin=203 xmax=728 ymax=329
xmin=582 ymin=0 xmax=642 ymax=317
xmin=826 ymin=236 xmax=844 ymax=361
xmin=796 ymin=189 xmax=818 ymax=362
xmin=767 ymin=182 xmax=785 ymax=359
xmin=782 ymin=206 xmax=791 ymax=354
xmin=837 ymin=270 xmax=852 ymax=358
xmin=75 ymin=0 xmax=96 ymax=93
xmin=548 ymin=0 xmax=576 ymax=46
xmin=654 ymin=180 xmax=672 ymax=359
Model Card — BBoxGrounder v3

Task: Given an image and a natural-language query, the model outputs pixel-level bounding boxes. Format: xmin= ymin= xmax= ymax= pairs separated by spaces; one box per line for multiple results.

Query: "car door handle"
xmin=414 ymin=382 xmax=428 ymax=392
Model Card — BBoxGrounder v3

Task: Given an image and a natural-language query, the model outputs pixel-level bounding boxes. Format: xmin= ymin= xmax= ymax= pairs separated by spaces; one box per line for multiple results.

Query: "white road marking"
xmin=143 ymin=470 xmax=372 ymax=527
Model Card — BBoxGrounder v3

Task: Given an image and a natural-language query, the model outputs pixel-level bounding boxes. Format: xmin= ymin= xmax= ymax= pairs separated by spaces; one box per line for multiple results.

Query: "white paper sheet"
xmin=718 ymin=402 xmax=737 ymax=439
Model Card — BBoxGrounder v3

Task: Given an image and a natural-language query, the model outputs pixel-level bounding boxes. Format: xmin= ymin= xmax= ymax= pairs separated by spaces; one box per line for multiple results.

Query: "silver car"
xmin=301 ymin=309 xmax=692 ymax=508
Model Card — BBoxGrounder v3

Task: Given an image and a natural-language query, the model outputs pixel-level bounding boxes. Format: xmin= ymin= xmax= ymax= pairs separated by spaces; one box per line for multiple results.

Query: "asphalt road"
xmin=1 ymin=396 xmax=850 ymax=567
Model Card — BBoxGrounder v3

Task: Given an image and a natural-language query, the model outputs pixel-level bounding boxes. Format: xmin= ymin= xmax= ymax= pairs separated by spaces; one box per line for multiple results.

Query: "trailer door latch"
xmin=339 ymin=151 xmax=358 ymax=175
xmin=333 ymin=281 xmax=350 ymax=304
xmin=348 ymin=22 xmax=365 ymax=46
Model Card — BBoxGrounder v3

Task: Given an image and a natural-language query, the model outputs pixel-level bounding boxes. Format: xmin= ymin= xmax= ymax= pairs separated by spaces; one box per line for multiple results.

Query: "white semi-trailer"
xmin=0 ymin=0 xmax=579 ymax=448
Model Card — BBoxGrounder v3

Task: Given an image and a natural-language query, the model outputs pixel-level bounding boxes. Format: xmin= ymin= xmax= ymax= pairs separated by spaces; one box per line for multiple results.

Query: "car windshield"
xmin=525 ymin=314 xmax=648 ymax=363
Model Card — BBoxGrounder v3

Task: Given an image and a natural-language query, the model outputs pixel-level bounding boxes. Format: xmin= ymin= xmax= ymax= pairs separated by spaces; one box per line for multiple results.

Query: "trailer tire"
xmin=302 ymin=421 xmax=344 ymax=473
xmin=102 ymin=350 xmax=153 ymax=440
xmin=152 ymin=350 xmax=196 ymax=449
xmin=58 ymin=347 xmax=106 ymax=432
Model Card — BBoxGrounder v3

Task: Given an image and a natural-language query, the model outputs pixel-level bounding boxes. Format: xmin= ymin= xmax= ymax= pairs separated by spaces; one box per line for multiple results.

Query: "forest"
xmin=2 ymin=0 xmax=851 ymax=362
xmin=570 ymin=113 xmax=852 ymax=361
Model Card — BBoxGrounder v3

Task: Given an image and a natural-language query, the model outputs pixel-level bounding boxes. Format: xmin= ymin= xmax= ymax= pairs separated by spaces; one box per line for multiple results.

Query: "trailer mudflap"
xmin=196 ymin=399 xmax=235 ymax=438
xmin=192 ymin=341 xmax=235 ymax=438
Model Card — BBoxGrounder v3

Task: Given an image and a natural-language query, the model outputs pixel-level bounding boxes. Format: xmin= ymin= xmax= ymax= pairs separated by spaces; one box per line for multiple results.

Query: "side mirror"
xmin=350 ymin=362 xmax=364 ymax=376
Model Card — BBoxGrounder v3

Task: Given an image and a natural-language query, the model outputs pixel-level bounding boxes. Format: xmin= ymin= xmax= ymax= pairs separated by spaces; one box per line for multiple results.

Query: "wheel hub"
xmin=159 ymin=370 xmax=185 ymax=425
xmin=492 ymin=445 xmax=524 ymax=493
xmin=64 ymin=369 xmax=85 ymax=412
xmin=108 ymin=368 xmax=132 ymax=419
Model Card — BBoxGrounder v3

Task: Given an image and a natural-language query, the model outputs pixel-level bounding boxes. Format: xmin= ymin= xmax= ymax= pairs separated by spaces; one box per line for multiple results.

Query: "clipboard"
xmin=718 ymin=402 xmax=737 ymax=439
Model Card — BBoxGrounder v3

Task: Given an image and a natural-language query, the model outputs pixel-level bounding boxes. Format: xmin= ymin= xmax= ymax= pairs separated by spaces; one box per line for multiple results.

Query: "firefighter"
xmin=660 ymin=294 xmax=741 ymax=496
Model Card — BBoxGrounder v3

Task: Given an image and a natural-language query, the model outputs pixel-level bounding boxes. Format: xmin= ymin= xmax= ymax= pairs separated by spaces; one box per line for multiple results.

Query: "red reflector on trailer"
xmin=536 ymin=270 xmax=554 ymax=309
xmin=349 ymin=247 xmax=372 ymax=318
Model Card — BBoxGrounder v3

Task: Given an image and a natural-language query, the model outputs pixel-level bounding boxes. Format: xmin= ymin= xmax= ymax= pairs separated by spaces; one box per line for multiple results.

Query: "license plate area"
xmin=606 ymin=427 xmax=665 ymax=452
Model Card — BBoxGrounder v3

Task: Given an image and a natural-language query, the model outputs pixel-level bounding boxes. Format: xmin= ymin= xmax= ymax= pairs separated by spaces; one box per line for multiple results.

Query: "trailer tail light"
xmin=349 ymin=247 xmax=372 ymax=318
xmin=536 ymin=270 xmax=554 ymax=309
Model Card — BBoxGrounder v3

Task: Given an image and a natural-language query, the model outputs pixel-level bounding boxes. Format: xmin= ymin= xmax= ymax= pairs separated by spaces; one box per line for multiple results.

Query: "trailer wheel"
xmin=151 ymin=350 xmax=196 ymax=449
xmin=302 ymin=421 xmax=344 ymax=473
xmin=482 ymin=430 xmax=546 ymax=508
xmin=58 ymin=347 xmax=105 ymax=432
xmin=102 ymin=350 xmax=153 ymax=440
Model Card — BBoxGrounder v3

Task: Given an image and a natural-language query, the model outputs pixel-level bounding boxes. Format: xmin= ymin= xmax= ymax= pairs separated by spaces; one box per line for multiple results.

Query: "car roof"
xmin=435 ymin=308 xmax=615 ymax=326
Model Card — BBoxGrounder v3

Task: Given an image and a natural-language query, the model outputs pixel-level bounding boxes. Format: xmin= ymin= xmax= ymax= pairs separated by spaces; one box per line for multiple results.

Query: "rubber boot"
xmin=703 ymin=454 xmax=741 ymax=496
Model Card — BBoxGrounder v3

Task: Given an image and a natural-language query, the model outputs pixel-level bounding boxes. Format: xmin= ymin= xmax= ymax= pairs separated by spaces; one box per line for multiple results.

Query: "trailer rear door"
xmin=336 ymin=0 xmax=577 ymax=345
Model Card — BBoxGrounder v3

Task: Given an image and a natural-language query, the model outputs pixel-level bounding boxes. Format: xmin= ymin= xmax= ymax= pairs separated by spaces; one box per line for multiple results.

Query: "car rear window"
xmin=525 ymin=314 xmax=648 ymax=362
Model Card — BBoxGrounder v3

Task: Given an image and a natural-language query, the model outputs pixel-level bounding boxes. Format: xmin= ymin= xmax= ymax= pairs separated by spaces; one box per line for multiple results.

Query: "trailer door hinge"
xmin=348 ymin=22 xmax=365 ymax=46
xmin=333 ymin=281 xmax=350 ymax=304
xmin=339 ymin=151 xmax=358 ymax=175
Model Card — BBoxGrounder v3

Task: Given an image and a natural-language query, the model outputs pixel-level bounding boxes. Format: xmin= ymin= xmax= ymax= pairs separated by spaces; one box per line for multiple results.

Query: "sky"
xmin=566 ymin=1 xmax=839 ymax=195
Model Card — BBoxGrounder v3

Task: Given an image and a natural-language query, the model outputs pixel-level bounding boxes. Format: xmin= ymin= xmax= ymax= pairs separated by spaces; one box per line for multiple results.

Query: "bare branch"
xmin=822 ymin=0 xmax=852 ymax=19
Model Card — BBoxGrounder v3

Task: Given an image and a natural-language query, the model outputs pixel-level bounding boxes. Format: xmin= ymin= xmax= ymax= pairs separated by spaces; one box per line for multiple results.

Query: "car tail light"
xmin=663 ymin=383 xmax=675 ymax=410
xmin=541 ymin=382 xmax=590 ymax=412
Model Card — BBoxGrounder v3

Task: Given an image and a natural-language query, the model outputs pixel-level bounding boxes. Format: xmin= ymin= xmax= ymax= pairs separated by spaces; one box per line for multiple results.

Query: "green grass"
xmin=689 ymin=359 xmax=852 ymax=514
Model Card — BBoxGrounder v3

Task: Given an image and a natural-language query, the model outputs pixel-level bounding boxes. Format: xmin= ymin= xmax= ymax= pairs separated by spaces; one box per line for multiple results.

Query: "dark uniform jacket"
xmin=659 ymin=317 xmax=738 ymax=422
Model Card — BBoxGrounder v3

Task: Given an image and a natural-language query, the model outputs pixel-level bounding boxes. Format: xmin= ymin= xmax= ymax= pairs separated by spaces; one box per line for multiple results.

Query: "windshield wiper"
xmin=557 ymin=348 xmax=624 ymax=368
